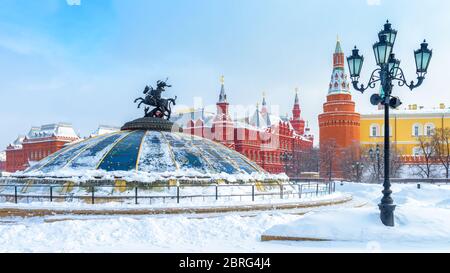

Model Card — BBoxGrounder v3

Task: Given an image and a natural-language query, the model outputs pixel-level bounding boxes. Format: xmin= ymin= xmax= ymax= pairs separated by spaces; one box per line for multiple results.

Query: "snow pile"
xmin=0 ymin=212 xmax=299 ymax=253
xmin=16 ymin=169 xmax=288 ymax=183
xmin=263 ymin=182 xmax=450 ymax=243
xmin=263 ymin=206 xmax=450 ymax=242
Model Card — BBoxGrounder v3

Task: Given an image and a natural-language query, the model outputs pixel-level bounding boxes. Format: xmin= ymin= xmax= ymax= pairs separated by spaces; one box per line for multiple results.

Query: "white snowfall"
xmin=1 ymin=182 xmax=450 ymax=252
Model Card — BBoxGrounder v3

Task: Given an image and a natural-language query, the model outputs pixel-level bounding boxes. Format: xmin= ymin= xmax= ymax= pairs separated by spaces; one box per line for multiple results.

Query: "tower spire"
xmin=294 ymin=87 xmax=299 ymax=104
xmin=329 ymin=38 xmax=350 ymax=94
xmin=218 ymin=75 xmax=227 ymax=102
xmin=255 ymin=102 xmax=260 ymax=127
xmin=335 ymin=35 xmax=343 ymax=54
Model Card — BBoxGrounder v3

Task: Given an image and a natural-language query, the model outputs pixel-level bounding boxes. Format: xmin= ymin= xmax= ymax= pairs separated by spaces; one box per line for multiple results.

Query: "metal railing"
xmin=390 ymin=178 xmax=450 ymax=184
xmin=0 ymin=182 xmax=336 ymax=205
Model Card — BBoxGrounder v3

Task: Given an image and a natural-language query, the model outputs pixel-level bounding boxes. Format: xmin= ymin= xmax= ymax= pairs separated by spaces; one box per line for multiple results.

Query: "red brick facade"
xmin=180 ymin=81 xmax=314 ymax=177
xmin=5 ymin=124 xmax=79 ymax=173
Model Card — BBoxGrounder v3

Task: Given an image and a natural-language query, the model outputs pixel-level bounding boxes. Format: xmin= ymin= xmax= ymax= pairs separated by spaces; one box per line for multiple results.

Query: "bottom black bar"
xmin=0 ymin=253 xmax=443 ymax=272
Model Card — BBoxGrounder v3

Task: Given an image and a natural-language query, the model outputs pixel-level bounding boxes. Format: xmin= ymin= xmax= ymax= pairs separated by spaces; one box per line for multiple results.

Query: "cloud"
xmin=367 ymin=0 xmax=381 ymax=5
xmin=66 ymin=0 xmax=81 ymax=6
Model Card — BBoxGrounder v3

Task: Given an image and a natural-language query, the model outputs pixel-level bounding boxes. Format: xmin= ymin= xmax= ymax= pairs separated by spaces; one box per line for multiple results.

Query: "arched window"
xmin=370 ymin=124 xmax=380 ymax=137
xmin=412 ymin=123 xmax=423 ymax=137
xmin=424 ymin=123 xmax=435 ymax=136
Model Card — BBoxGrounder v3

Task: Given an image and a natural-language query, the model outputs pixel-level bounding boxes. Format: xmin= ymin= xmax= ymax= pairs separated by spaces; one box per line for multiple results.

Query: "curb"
xmin=0 ymin=195 xmax=352 ymax=218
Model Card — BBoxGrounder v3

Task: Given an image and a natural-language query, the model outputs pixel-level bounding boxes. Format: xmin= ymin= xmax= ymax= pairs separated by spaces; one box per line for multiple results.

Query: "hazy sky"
xmin=1 ymin=0 xmax=449 ymax=148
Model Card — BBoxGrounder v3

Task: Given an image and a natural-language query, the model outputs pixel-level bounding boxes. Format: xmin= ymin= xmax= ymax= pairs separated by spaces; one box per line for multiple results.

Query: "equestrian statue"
xmin=134 ymin=79 xmax=177 ymax=120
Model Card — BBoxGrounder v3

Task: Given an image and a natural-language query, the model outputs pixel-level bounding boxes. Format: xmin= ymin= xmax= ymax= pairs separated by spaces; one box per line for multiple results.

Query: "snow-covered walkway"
xmin=0 ymin=182 xmax=449 ymax=252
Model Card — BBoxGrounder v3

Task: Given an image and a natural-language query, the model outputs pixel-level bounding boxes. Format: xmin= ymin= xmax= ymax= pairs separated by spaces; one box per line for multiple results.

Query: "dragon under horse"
xmin=134 ymin=79 xmax=177 ymax=120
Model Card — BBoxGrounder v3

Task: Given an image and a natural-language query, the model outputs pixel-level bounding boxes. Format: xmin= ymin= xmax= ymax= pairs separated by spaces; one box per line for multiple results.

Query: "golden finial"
xmin=337 ymin=34 xmax=340 ymax=42
xmin=220 ymin=75 xmax=225 ymax=85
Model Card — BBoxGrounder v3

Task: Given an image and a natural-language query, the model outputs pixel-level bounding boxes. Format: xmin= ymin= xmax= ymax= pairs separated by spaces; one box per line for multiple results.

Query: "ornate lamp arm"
xmin=351 ymin=68 xmax=381 ymax=93
xmin=393 ymin=67 xmax=425 ymax=91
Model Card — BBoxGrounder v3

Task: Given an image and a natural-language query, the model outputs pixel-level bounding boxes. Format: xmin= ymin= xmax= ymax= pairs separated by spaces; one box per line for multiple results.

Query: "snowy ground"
xmin=0 ymin=182 xmax=449 ymax=252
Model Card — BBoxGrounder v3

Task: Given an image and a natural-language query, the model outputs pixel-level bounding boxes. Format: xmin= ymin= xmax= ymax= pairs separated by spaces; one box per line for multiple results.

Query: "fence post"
xmin=280 ymin=184 xmax=283 ymax=200
xmin=135 ymin=187 xmax=138 ymax=205
xmin=50 ymin=186 xmax=53 ymax=202
xmin=177 ymin=186 xmax=180 ymax=204
xmin=14 ymin=186 xmax=18 ymax=204
xmin=252 ymin=185 xmax=255 ymax=202
xmin=298 ymin=184 xmax=302 ymax=199
xmin=316 ymin=183 xmax=319 ymax=196
xmin=215 ymin=185 xmax=218 ymax=201
xmin=91 ymin=186 xmax=95 ymax=204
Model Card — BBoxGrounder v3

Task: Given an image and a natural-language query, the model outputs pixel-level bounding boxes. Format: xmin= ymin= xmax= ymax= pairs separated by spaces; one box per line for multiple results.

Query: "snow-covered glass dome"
xmin=21 ymin=130 xmax=281 ymax=183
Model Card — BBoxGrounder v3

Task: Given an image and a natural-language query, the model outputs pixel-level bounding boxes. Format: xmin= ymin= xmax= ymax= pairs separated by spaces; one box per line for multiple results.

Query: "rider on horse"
xmin=134 ymin=79 xmax=176 ymax=120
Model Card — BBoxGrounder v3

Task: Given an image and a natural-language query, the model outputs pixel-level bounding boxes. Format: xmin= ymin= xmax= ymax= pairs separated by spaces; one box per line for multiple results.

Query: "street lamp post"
xmin=281 ymin=152 xmax=293 ymax=177
xmin=376 ymin=144 xmax=381 ymax=182
xmin=347 ymin=20 xmax=432 ymax=226
xmin=352 ymin=162 xmax=363 ymax=182
xmin=370 ymin=144 xmax=381 ymax=182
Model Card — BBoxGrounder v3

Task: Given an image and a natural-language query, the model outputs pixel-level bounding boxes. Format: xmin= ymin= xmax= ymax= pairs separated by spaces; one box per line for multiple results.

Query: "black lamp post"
xmin=376 ymin=144 xmax=381 ymax=182
xmin=281 ymin=152 xmax=293 ymax=177
xmin=352 ymin=162 xmax=363 ymax=182
xmin=347 ymin=20 xmax=432 ymax=227
xmin=369 ymin=144 xmax=381 ymax=182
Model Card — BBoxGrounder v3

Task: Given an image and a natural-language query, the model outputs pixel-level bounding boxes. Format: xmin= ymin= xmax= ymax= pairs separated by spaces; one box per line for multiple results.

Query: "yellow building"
xmin=360 ymin=103 xmax=450 ymax=156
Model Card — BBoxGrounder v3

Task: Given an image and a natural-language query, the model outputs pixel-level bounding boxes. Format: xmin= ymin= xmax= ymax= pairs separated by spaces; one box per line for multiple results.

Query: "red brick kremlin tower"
xmin=212 ymin=75 xmax=235 ymax=149
xmin=290 ymin=88 xmax=306 ymax=135
xmin=318 ymin=39 xmax=360 ymax=179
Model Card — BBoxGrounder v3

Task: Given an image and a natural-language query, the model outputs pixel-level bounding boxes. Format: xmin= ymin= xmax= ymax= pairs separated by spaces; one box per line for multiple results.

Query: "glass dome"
xmin=22 ymin=130 xmax=279 ymax=183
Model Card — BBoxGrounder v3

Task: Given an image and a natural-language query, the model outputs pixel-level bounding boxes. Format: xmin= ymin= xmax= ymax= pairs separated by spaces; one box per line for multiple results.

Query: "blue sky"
xmin=1 ymin=0 xmax=449 ymax=147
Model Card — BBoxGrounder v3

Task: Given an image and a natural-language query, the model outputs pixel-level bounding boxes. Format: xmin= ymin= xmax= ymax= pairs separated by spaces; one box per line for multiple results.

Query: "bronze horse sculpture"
xmin=134 ymin=79 xmax=177 ymax=120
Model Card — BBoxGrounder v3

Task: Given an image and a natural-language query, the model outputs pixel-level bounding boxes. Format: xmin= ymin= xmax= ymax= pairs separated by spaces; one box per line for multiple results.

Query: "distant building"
xmin=172 ymin=77 xmax=314 ymax=177
xmin=5 ymin=123 xmax=80 ymax=173
xmin=90 ymin=125 xmax=120 ymax=137
xmin=361 ymin=103 xmax=450 ymax=163
xmin=0 ymin=151 xmax=6 ymax=172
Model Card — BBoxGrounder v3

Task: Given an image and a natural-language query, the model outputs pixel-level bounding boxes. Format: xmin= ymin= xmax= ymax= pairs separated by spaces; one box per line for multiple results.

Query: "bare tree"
xmin=297 ymin=147 xmax=319 ymax=173
xmin=319 ymin=139 xmax=337 ymax=181
xmin=340 ymin=143 xmax=363 ymax=182
xmin=362 ymin=144 xmax=404 ymax=182
xmin=414 ymin=135 xmax=436 ymax=178
xmin=432 ymin=128 xmax=450 ymax=178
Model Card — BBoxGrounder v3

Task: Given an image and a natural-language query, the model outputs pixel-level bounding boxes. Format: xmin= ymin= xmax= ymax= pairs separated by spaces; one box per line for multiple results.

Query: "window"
xmin=370 ymin=124 xmax=380 ymax=137
xmin=412 ymin=123 xmax=422 ymax=137
xmin=413 ymin=147 xmax=422 ymax=156
xmin=424 ymin=123 xmax=435 ymax=136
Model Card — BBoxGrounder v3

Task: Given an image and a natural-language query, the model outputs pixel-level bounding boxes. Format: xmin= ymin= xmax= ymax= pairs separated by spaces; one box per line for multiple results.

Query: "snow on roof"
xmin=26 ymin=123 xmax=79 ymax=140
xmin=172 ymin=109 xmax=215 ymax=128
xmin=8 ymin=135 xmax=25 ymax=149
xmin=362 ymin=107 xmax=450 ymax=117
xmin=90 ymin=125 xmax=120 ymax=137
xmin=0 ymin=151 xmax=6 ymax=161
xmin=173 ymin=107 xmax=312 ymax=142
